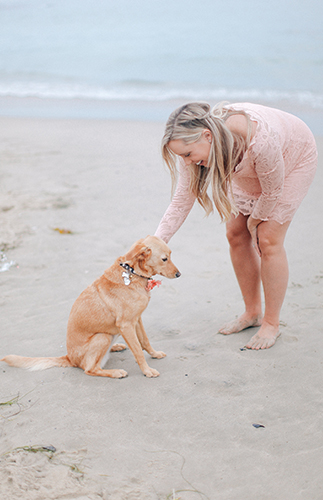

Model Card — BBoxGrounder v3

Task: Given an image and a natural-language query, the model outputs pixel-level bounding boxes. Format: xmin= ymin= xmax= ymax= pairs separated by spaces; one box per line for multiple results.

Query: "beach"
xmin=0 ymin=113 xmax=322 ymax=500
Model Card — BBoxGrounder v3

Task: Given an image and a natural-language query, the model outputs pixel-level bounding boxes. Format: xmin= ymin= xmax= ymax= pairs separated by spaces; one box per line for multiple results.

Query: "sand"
xmin=0 ymin=115 xmax=322 ymax=500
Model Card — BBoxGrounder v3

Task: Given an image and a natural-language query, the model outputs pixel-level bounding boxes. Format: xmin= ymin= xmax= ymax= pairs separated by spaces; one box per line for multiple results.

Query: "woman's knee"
xmin=226 ymin=217 xmax=250 ymax=247
xmin=258 ymin=232 xmax=276 ymax=256
xmin=257 ymin=221 xmax=289 ymax=256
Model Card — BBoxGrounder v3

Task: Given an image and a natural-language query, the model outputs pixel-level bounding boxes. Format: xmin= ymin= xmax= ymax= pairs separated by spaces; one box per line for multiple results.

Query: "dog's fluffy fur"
xmin=1 ymin=236 xmax=180 ymax=378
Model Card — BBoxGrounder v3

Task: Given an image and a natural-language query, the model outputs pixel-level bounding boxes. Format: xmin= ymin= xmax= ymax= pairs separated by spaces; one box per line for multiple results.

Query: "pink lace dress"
xmin=155 ymin=103 xmax=317 ymax=243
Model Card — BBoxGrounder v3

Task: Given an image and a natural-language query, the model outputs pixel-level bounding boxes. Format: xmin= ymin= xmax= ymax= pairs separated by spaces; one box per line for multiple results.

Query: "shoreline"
xmin=1 ymin=94 xmax=323 ymax=134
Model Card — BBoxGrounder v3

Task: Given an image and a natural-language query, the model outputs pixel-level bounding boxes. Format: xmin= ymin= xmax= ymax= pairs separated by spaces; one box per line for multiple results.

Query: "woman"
xmin=154 ymin=102 xmax=317 ymax=349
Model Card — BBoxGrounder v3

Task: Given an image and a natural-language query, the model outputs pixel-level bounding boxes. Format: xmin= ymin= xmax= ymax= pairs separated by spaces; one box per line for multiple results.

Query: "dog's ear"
xmin=126 ymin=248 xmax=152 ymax=273
xmin=137 ymin=247 xmax=152 ymax=273
xmin=124 ymin=240 xmax=152 ymax=269
xmin=124 ymin=239 xmax=145 ymax=262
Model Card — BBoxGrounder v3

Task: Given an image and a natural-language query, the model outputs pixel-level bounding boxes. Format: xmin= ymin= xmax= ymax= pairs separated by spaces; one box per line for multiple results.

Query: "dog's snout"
xmin=175 ymin=271 xmax=181 ymax=278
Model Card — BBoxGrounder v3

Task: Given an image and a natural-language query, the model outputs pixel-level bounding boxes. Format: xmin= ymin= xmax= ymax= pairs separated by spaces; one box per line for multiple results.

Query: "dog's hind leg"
xmin=78 ymin=333 xmax=128 ymax=378
xmin=110 ymin=341 xmax=127 ymax=352
xmin=135 ymin=317 xmax=166 ymax=359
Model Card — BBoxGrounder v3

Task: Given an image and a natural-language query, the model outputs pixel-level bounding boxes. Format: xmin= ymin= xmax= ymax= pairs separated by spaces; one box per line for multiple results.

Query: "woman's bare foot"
xmin=218 ymin=313 xmax=262 ymax=335
xmin=245 ymin=322 xmax=280 ymax=350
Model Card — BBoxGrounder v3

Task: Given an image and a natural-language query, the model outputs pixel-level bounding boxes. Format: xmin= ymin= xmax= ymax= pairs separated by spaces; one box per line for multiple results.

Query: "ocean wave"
xmin=0 ymin=81 xmax=323 ymax=110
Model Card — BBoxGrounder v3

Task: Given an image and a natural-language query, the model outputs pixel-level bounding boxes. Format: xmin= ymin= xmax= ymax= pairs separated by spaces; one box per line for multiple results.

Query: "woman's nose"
xmin=184 ymin=157 xmax=192 ymax=166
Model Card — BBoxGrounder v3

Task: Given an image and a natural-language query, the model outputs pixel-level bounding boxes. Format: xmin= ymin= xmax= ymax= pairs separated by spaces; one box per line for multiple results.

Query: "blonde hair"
xmin=161 ymin=102 xmax=252 ymax=221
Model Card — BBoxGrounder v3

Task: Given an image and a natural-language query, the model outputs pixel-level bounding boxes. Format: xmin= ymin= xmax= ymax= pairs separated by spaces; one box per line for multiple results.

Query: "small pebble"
xmin=42 ymin=445 xmax=56 ymax=452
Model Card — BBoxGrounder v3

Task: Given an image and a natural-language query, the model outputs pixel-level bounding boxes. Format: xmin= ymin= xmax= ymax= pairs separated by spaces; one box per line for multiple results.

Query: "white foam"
xmin=0 ymin=81 xmax=322 ymax=109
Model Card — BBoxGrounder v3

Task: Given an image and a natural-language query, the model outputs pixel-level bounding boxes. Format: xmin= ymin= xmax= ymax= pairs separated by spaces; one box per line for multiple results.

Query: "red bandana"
xmin=146 ymin=279 xmax=162 ymax=291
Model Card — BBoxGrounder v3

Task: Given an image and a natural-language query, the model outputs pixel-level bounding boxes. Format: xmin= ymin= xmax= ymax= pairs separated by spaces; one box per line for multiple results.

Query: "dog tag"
xmin=122 ymin=271 xmax=131 ymax=286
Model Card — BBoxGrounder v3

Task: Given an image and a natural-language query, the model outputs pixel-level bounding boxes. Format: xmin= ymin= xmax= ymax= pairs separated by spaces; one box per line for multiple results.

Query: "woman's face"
xmin=168 ymin=130 xmax=212 ymax=167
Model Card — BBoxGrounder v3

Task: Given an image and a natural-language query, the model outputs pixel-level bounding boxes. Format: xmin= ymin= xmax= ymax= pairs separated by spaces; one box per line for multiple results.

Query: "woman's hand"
xmin=247 ymin=216 xmax=262 ymax=256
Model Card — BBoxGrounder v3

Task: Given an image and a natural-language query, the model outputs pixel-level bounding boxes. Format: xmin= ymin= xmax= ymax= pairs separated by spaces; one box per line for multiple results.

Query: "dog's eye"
xmin=162 ymin=257 xmax=168 ymax=262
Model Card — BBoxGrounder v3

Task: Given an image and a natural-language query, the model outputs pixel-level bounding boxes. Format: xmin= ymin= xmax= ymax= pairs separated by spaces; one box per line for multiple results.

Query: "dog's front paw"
xmin=112 ymin=369 xmax=128 ymax=378
xmin=151 ymin=350 xmax=166 ymax=359
xmin=143 ymin=367 xmax=160 ymax=378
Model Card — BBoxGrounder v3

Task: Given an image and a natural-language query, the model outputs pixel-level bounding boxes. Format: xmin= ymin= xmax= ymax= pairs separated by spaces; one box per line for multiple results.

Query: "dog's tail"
xmin=1 ymin=355 xmax=73 ymax=371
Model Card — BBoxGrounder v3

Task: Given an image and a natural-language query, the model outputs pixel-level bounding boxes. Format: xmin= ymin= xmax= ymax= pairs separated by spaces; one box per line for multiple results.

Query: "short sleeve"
xmin=154 ymin=159 xmax=196 ymax=243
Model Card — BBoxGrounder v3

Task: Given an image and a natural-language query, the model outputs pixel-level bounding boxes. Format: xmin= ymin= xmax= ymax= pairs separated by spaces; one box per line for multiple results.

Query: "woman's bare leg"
xmin=219 ymin=213 xmax=263 ymax=334
xmin=245 ymin=220 xmax=290 ymax=349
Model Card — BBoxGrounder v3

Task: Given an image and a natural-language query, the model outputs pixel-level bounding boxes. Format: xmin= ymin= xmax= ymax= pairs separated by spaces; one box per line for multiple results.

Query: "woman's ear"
xmin=203 ymin=129 xmax=212 ymax=143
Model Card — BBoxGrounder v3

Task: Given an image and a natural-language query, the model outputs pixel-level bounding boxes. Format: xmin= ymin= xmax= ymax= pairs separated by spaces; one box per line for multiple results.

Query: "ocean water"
xmin=0 ymin=0 xmax=322 ymax=131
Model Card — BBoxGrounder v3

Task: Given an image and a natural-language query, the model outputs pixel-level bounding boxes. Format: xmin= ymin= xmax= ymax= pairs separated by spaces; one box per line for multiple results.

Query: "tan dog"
xmin=1 ymin=236 xmax=180 ymax=378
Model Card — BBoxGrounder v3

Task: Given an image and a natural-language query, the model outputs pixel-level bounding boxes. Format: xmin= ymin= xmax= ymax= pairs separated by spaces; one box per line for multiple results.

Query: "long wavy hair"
xmin=161 ymin=102 xmax=252 ymax=221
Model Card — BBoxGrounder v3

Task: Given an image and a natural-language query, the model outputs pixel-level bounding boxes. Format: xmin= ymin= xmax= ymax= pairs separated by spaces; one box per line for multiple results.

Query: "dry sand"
xmin=0 ymin=116 xmax=322 ymax=500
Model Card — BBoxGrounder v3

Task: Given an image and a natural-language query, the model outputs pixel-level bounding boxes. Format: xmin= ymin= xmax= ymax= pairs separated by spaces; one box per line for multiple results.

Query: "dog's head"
xmin=123 ymin=236 xmax=181 ymax=279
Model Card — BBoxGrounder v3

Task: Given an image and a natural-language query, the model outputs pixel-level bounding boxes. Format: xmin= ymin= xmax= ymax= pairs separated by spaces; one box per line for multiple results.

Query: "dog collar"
xmin=119 ymin=263 xmax=161 ymax=291
xmin=119 ymin=262 xmax=150 ymax=283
